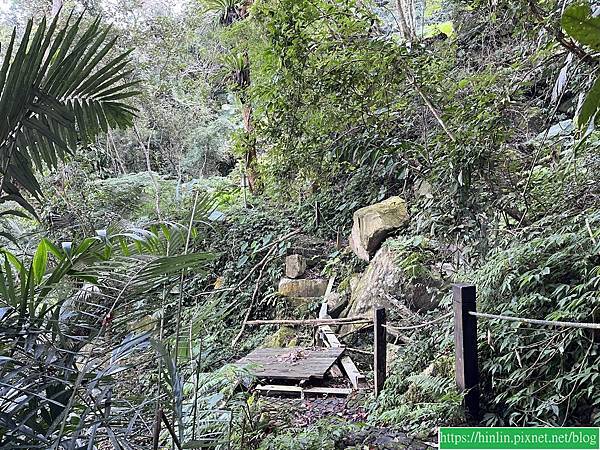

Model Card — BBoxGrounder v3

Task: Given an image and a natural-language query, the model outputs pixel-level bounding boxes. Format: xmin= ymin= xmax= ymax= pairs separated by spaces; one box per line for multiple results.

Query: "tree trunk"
xmin=242 ymin=103 xmax=259 ymax=193
xmin=230 ymin=5 xmax=260 ymax=194
xmin=396 ymin=0 xmax=416 ymax=40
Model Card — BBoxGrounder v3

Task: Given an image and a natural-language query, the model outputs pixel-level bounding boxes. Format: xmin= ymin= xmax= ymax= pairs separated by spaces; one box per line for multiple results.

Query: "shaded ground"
xmin=259 ymin=394 xmax=435 ymax=449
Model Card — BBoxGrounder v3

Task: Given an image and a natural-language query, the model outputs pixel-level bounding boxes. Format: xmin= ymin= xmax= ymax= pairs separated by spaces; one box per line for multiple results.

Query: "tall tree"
xmin=396 ymin=0 xmax=416 ymax=39
xmin=206 ymin=0 xmax=259 ymax=192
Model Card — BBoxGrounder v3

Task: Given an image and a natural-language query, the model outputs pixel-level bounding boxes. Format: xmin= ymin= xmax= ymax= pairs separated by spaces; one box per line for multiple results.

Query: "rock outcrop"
xmin=349 ymin=196 xmax=409 ymax=261
xmin=262 ymin=326 xmax=298 ymax=348
xmin=341 ymin=244 xmax=441 ymax=332
xmin=325 ymin=292 xmax=348 ymax=318
xmin=344 ymin=246 xmax=410 ymax=321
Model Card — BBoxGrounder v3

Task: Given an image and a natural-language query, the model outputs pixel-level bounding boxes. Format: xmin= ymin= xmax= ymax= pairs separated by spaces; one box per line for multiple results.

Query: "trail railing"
xmin=452 ymin=283 xmax=600 ymax=423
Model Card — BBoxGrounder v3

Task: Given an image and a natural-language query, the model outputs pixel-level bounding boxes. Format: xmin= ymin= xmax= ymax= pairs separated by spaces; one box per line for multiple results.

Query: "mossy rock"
xmin=262 ymin=326 xmax=298 ymax=348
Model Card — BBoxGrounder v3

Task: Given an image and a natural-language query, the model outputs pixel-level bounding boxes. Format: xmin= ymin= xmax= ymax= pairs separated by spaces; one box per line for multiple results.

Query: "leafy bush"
xmin=374 ymin=319 xmax=464 ymax=435
xmin=258 ymin=418 xmax=362 ymax=450
xmin=474 ymin=211 xmax=600 ymax=426
xmin=0 ymin=223 xmax=215 ymax=448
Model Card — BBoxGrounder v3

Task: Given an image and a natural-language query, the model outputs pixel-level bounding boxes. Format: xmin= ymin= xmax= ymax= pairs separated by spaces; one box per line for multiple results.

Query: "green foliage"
xmin=248 ymin=0 xmax=414 ymax=193
xmin=258 ymin=418 xmax=362 ymax=450
xmin=0 ymin=10 xmax=138 ymax=226
xmin=0 ymin=222 xmax=215 ymax=448
xmin=202 ymin=0 xmax=245 ymax=25
xmin=36 ymin=170 xmax=226 ymax=242
xmin=562 ymin=2 xmax=600 ymax=50
xmin=293 ymin=166 xmax=404 ymax=239
xmin=375 ymin=320 xmax=464 ymax=435
xmin=3 ymin=0 xmax=600 ymax=444
xmin=562 ymin=1 xmax=600 ymax=128
xmin=473 ymin=211 xmax=600 ymax=426
xmin=387 ymin=236 xmax=435 ymax=280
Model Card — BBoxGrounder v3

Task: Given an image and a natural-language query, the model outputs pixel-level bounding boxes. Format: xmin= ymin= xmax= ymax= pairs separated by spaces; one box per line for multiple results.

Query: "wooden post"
xmin=374 ymin=306 xmax=387 ymax=396
xmin=152 ymin=408 xmax=162 ymax=450
xmin=453 ymin=284 xmax=479 ymax=423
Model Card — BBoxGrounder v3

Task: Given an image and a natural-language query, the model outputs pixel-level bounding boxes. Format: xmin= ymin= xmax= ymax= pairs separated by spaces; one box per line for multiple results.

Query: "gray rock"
xmin=349 ymin=273 xmax=362 ymax=293
xmin=262 ymin=326 xmax=298 ymax=348
xmin=325 ymin=292 xmax=348 ymax=318
xmin=348 ymin=196 xmax=409 ymax=261
xmin=347 ymin=246 xmax=406 ymax=316
xmin=285 ymin=297 xmax=321 ymax=308
xmin=285 ymin=254 xmax=307 ymax=279
xmin=341 ymin=244 xmax=441 ymax=333
xmin=278 ymin=278 xmax=328 ymax=298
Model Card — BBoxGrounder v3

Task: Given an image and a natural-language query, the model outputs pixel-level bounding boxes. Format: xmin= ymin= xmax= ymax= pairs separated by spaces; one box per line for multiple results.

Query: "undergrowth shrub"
xmin=374 ymin=317 xmax=464 ymax=435
xmin=294 ymin=166 xmax=405 ymax=240
xmin=258 ymin=418 xmax=362 ymax=450
xmin=474 ymin=211 xmax=600 ymax=426
xmin=374 ymin=210 xmax=600 ymax=431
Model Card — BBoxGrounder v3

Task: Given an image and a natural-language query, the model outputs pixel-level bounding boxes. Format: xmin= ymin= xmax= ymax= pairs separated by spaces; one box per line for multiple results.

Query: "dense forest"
xmin=0 ymin=0 xmax=599 ymax=448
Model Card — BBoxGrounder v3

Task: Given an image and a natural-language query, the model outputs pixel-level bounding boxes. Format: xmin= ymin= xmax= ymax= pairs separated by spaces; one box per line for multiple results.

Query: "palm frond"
xmin=0 ymin=10 xmax=139 ymax=226
xmin=0 ymin=221 xmax=215 ymax=448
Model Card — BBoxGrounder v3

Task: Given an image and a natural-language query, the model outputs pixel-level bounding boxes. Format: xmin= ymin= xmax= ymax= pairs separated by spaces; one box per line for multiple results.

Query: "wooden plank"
xmin=256 ymin=384 xmax=353 ymax=397
xmin=325 ymin=276 xmax=336 ymax=297
xmin=246 ymin=317 xmax=370 ymax=326
xmin=339 ymin=355 xmax=364 ymax=390
xmin=319 ymin=324 xmax=341 ymax=347
xmin=319 ymin=301 xmax=329 ymax=319
xmin=319 ymin=276 xmax=336 ymax=319
xmin=235 ymin=347 xmax=345 ymax=381
xmin=318 ymin=318 xmax=365 ymax=390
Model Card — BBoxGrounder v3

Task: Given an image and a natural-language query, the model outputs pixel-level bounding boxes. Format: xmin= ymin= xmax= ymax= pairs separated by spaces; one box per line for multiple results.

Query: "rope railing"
xmin=383 ymin=312 xmax=453 ymax=332
xmin=469 ymin=311 xmax=600 ymax=330
xmin=452 ymin=283 xmax=600 ymax=424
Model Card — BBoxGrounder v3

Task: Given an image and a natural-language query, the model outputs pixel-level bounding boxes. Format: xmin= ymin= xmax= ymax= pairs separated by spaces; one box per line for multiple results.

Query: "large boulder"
xmin=325 ymin=292 xmax=348 ymax=318
xmin=342 ymin=246 xmax=408 ymax=331
xmin=349 ymin=196 xmax=409 ymax=261
xmin=262 ymin=326 xmax=298 ymax=348
xmin=341 ymin=245 xmax=441 ymax=332
xmin=278 ymin=278 xmax=328 ymax=298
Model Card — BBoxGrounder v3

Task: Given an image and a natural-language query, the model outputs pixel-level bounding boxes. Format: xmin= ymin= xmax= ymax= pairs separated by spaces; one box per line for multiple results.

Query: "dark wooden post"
xmin=374 ymin=306 xmax=387 ymax=396
xmin=152 ymin=408 xmax=162 ymax=450
xmin=453 ymin=284 xmax=479 ymax=423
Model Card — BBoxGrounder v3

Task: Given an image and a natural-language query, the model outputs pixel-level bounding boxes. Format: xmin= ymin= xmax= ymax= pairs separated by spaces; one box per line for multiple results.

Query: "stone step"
xmin=278 ymin=277 xmax=328 ymax=298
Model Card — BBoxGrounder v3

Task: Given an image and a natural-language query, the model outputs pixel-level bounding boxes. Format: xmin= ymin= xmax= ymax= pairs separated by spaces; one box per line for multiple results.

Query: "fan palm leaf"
xmin=0 ymin=11 xmax=139 ymax=224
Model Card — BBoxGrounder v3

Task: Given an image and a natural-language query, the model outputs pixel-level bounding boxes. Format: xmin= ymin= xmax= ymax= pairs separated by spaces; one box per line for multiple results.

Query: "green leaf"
xmin=32 ymin=240 xmax=49 ymax=284
xmin=0 ymin=9 xmax=139 ymax=224
xmin=562 ymin=2 xmax=600 ymax=50
xmin=577 ymin=74 xmax=600 ymax=128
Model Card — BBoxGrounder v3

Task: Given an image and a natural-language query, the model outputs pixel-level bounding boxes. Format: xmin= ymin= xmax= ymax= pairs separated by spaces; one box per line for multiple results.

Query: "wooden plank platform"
xmin=256 ymin=384 xmax=353 ymax=397
xmin=235 ymin=347 xmax=344 ymax=381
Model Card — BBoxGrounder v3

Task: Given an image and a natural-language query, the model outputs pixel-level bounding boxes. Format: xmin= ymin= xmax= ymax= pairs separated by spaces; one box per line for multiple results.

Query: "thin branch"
xmin=245 ymin=317 xmax=372 ymax=326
